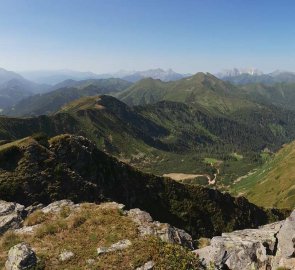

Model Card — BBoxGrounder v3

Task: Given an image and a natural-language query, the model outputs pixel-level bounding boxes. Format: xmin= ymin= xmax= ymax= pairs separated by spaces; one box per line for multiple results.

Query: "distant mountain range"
xmin=20 ymin=68 xmax=190 ymax=84
xmin=216 ymin=68 xmax=295 ymax=85
xmin=216 ymin=68 xmax=263 ymax=78
xmin=0 ymin=68 xmax=50 ymax=110
xmin=4 ymin=78 xmax=131 ymax=116
xmin=0 ymin=67 xmax=189 ymax=110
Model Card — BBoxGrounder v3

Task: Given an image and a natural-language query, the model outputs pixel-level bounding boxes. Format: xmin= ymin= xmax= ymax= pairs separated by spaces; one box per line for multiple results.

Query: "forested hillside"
xmin=0 ymin=134 xmax=287 ymax=239
xmin=2 ymin=93 xmax=295 ymax=190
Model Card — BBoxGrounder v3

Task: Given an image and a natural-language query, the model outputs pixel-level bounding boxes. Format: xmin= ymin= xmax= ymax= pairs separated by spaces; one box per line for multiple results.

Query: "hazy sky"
xmin=1 ymin=0 xmax=295 ymax=73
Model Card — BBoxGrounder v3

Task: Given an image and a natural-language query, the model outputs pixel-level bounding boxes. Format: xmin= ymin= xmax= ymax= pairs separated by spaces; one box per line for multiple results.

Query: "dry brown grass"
xmin=0 ymin=231 xmax=22 ymax=268
xmin=24 ymin=210 xmax=51 ymax=226
xmin=0 ymin=203 xmax=200 ymax=269
xmin=196 ymin=238 xmax=211 ymax=248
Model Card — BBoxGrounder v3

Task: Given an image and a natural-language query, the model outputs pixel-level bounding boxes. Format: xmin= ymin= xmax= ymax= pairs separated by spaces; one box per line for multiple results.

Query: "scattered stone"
xmin=41 ymin=200 xmax=75 ymax=213
xmin=14 ymin=224 xmax=41 ymax=235
xmin=152 ymin=222 xmax=194 ymax=250
xmin=127 ymin=208 xmax=153 ymax=224
xmin=136 ymin=260 xmax=155 ymax=270
xmin=25 ymin=204 xmax=44 ymax=215
xmin=97 ymin=239 xmax=132 ymax=255
xmin=86 ymin=258 xmax=95 ymax=265
xmin=100 ymin=202 xmax=125 ymax=211
xmin=127 ymin=208 xmax=193 ymax=249
xmin=5 ymin=243 xmax=37 ymax=270
xmin=59 ymin=250 xmax=74 ymax=262
xmin=0 ymin=201 xmax=26 ymax=235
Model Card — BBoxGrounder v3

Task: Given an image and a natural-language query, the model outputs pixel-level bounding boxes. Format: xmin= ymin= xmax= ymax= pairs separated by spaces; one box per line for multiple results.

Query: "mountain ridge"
xmin=20 ymin=68 xmax=190 ymax=84
xmin=0 ymin=133 xmax=287 ymax=239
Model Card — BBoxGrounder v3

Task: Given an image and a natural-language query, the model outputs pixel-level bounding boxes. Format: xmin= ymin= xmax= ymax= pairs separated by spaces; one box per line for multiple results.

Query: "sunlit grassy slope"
xmin=232 ymin=141 xmax=295 ymax=209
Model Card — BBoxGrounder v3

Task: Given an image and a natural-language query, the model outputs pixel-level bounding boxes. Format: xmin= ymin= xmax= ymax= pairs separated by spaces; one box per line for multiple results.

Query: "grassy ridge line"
xmin=118 ymin=73 xmax=257 ymax=114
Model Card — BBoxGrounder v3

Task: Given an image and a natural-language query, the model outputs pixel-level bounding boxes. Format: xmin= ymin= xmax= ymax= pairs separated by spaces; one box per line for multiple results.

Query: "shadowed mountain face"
xmin=0 ymin=134 xmax=287 ymax=238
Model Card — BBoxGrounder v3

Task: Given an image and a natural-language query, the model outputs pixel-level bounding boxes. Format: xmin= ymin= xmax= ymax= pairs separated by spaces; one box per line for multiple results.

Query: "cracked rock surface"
xmin=0 ymin=201 xmax=26 ymax=235
xmin=195 ymin=211 xmax=295 ymax=270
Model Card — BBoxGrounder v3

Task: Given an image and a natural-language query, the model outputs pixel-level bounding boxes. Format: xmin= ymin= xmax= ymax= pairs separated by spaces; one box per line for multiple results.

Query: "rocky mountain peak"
xmin=216 ymin=68 xmax=264 ymax=78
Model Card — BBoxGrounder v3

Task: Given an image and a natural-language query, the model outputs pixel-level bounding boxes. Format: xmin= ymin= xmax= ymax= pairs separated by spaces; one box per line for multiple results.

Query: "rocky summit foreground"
xmin=0 ymin=199 xmax=200 ymax=269
xmin=1 ymin=198 xmax=295 ymax=269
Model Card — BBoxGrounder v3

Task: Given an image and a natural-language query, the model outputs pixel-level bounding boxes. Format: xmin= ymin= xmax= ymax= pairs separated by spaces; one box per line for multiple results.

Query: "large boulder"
xmin=194 ymin=221 xmax=283 ymax=270
xmin=0 ymin=201 xmax=26 ymax=235
xmin=194 ymin=209 xmax=295 ymax=270
xmin=5 ymin=243 xmax=37 ymax=270
xmin=272 ymin=210 xmax=295 ymax=269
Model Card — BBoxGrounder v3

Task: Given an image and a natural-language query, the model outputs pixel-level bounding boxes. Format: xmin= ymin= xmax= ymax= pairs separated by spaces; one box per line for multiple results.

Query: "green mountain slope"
xmin=0 ymin=134 xmax=287 ymax=238
xmin=118 ymin=72 xmax=256 ymax=114
xmin=242 ymin=82 xmax=295 ymax=110
xmin=2 ymin=94 xmax=295 ymax=187
xmin=4 ymin=78 xmax=131 ymax=116
xmin=51 ymin=78 xmax=132 ymax=91
xmin=221 ymin=73 xmax=276 ymax=85
xmin=232 ymin=140 xmax=295 ymax=209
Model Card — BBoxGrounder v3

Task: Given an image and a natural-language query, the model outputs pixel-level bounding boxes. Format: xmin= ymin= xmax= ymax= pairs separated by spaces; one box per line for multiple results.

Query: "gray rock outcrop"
xmin=41 ymin=200 xmax=76 ymax=213
xmin=99 ymin=203 xmax=194 ymax=249
xmin=195 ymin=210 xmax=295 ymax=270
xmin=272 ymin=210 xmax=295 ymax=269
xmin=5 ymin=243 xmax=37 ymax=270
xmin=127 ymin=208 xmax=194 ymax=249
xmin=0 ymin=201 xmax=26 ymax=235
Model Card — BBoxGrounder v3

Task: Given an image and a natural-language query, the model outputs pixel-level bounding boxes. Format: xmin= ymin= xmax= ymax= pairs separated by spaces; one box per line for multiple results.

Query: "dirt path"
xmin=163 ymin=173 xmax=206 ymax=181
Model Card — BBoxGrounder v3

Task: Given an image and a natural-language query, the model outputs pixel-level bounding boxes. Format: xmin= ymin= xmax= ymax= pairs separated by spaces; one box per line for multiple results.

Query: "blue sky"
xmin=1 ymin=0 xmax=295 ymax=73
